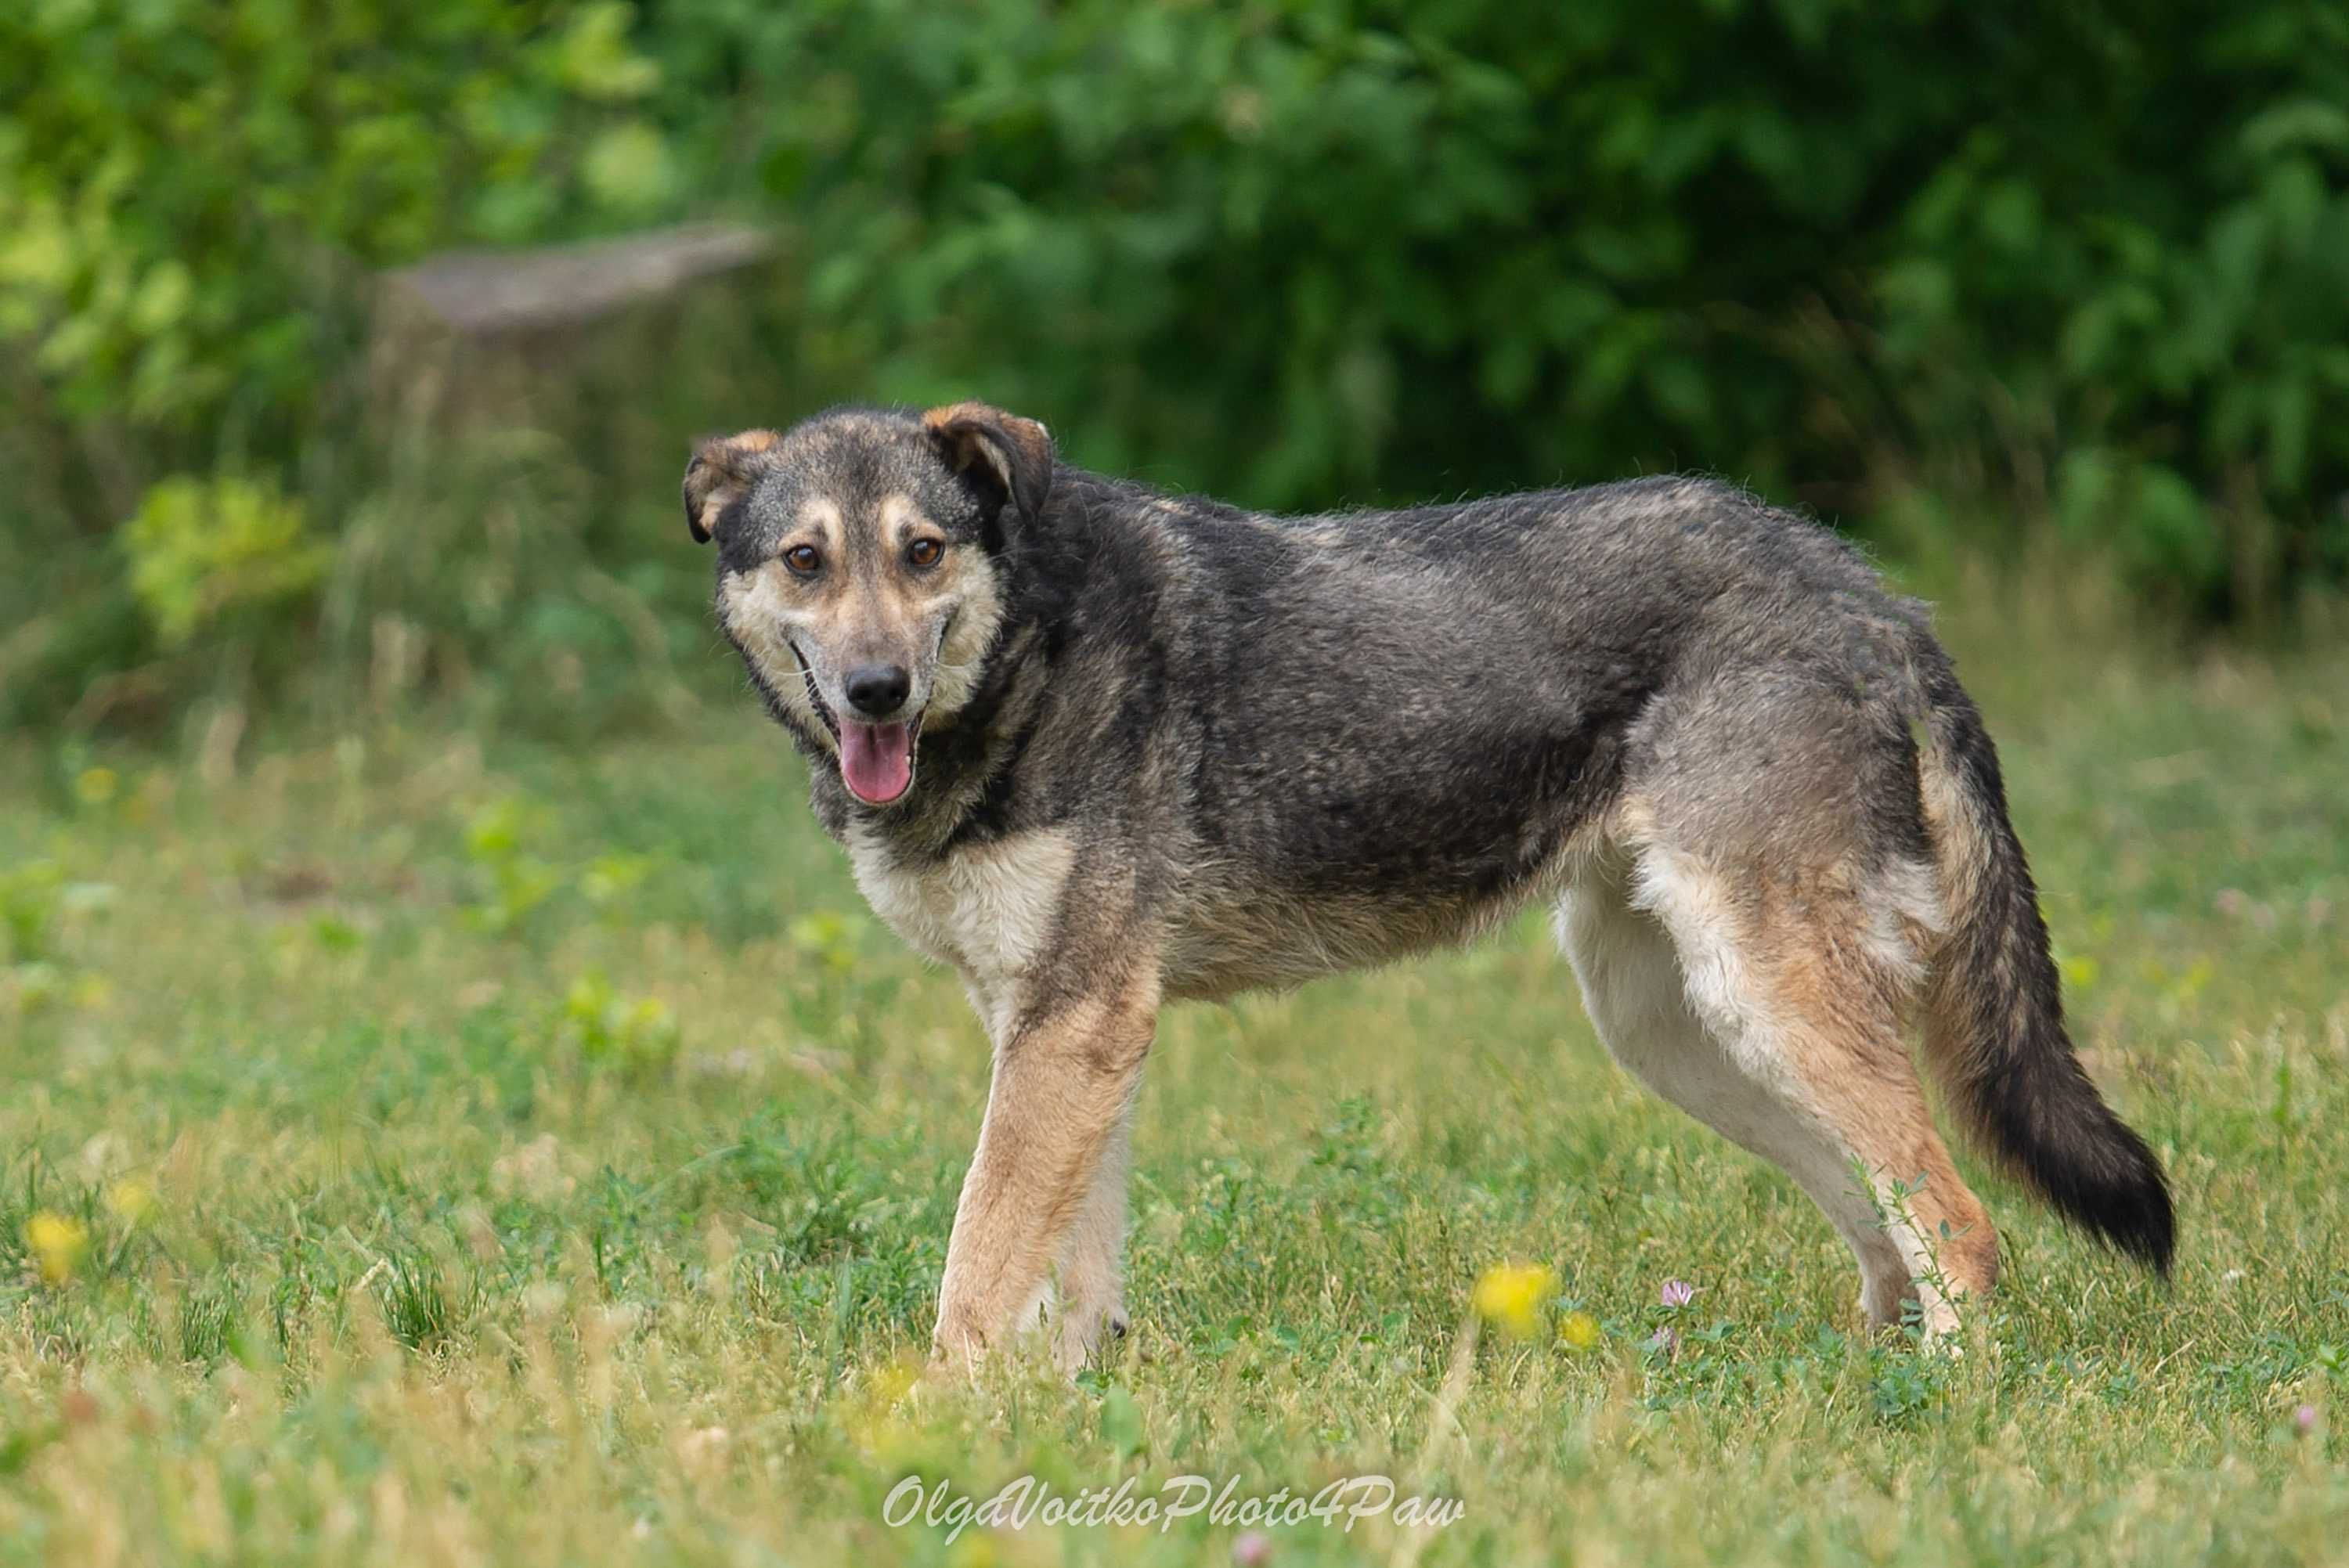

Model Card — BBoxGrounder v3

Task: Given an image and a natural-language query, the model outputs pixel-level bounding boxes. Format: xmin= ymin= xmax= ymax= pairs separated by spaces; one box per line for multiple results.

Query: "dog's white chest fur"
xmin=846 ymin=825 xmax=1077 ymax=1010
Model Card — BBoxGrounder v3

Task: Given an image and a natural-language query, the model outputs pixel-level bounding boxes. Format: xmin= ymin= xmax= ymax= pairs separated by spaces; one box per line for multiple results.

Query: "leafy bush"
xmin=0 ymin=1 xmax=704 ymax=735
xmin=122 ymin=474 xmax=326 ymax=647
xmin=5 ymin=0 xmax=2349 ymax=740
xmin=0 ymin=0 xmax=666 ymax=482
xmin=650 ymin=0 xmax=2349 ymax=612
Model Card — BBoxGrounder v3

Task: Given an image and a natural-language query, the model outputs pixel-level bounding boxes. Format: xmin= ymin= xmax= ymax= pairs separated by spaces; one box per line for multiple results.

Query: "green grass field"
xmin=2 ymin=603 xmax=2344 ymax=1566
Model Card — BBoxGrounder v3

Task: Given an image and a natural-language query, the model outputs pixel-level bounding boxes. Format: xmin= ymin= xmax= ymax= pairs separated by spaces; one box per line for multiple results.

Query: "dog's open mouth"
xmin=788 ymin=640 xmax=922 ymax=807
xmin=839 ymin=716 xmax=920 ymax=806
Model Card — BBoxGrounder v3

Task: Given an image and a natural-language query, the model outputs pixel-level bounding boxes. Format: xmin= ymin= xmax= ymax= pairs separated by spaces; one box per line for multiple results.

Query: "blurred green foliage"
xmin=122 ymin=474 xmax=324 ymax=647
xmin=3 ymin=0 xmax=2347 ymax=737
xmin=0 ymin=0 xmax=660 ymax=442
xmin=671 ymin=0 xmax=2349 ymax=599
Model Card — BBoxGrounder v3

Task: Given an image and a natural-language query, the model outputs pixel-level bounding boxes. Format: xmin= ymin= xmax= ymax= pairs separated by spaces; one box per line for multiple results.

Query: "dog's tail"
xmin=1914 ymin=685 xmax=2174 ymax=1273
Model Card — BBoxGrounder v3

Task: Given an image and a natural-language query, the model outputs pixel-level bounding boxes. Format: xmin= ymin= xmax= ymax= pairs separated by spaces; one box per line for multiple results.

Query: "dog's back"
xmin=1034 ymin=471 xmax=1943 ymax=997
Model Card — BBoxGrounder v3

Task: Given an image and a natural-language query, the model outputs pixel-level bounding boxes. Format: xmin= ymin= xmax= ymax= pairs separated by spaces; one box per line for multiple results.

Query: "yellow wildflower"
xmin=1558 ymin=1310 xmax=1603 ymax=1351
xmin=23 ymin=1211 xmax=89 ymax=1285
xmin=839 ymin=1357 xmax=922 ymax=1460
xmin=105 ymin=1179 xmax=158 ymax=1227
xmin=1471 ymin=1261 xmax=1557 ymax=1340
xmin=74 ymin=767 xmax=118 ymax=806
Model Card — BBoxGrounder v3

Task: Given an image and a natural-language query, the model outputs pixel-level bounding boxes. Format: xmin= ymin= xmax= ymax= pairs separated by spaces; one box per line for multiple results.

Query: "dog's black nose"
xmin=844 ymin=664 xmax=911 ymax=718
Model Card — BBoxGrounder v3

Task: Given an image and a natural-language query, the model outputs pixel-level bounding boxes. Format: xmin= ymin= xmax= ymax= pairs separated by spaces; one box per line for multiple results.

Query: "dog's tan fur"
xmin=933 ymin=958 xmax=1160 ymax=1370
xmin=683 ymin=429 xmax=781 ymax=543
xmin=874 ymin=786 xmax=2002 ymax=1361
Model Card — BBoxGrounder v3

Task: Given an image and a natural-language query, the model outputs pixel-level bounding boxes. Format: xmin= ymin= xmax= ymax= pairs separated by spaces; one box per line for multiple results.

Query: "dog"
xmin=685 ymin=402 xmax=2174 ymax=1369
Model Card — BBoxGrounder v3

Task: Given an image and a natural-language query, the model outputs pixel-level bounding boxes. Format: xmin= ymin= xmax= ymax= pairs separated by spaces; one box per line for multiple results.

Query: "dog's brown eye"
xmin=905 ymin=537 xmax=944 ymax=569
xmin=783 ymin=544 xmax=821 ymax=576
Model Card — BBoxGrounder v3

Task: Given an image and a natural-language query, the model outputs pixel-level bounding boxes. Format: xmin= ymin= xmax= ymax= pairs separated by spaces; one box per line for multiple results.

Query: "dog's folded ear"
xmin=682 ymin=430 xmax=780 ymax=544
xmin=923 ymin=402 xmax=1055 ymax=526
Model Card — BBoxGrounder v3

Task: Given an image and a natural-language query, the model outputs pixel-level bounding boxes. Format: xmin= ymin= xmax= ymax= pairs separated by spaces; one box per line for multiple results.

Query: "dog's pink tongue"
xmin=839 ymin=721 xmax=914 ymax=804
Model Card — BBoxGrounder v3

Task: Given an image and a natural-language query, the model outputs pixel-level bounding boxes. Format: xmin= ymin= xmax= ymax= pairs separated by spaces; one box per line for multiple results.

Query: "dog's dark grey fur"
xmin=689 ymin=403 xmax=2172 ymax=1367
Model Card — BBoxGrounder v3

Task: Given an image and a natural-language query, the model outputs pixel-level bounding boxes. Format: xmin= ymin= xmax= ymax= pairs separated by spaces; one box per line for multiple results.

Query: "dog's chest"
xmin=845 ymin=826 xmax=1076 ymax=993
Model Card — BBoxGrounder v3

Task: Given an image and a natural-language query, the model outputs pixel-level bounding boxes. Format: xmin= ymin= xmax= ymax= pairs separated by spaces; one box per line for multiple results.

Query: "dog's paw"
xmin=925 ymin=1314 xmax=993 ymax=1384
xmin=1049 ymin=1307 xmax=1129 ymax=1375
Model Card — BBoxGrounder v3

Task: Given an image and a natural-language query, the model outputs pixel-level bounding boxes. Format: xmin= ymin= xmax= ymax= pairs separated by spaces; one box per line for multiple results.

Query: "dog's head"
xmin=686 ymin=402 xmax=1054 ymax=808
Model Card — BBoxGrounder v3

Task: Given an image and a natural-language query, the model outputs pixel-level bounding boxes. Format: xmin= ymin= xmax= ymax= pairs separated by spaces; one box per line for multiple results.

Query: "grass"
xmin=0 ymin=600 xmax=2344 ymax=1566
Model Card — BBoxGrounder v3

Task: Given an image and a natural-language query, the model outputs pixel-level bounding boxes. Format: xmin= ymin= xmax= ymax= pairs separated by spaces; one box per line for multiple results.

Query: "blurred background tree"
xmin=4 ymin=0 xmax=2347 ymax=739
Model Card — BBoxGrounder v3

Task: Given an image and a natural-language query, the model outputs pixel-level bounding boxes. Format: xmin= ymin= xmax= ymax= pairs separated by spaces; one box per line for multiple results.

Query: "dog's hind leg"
xmin=1560 ymin=840 xmax=1994 ymax=1336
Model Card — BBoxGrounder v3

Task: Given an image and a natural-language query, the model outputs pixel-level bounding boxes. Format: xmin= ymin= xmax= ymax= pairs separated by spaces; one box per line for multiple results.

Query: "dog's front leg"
xmin=933 ymin=964 xmax=1157 ymax=1372
xmin=1047 ymin=1103 xmax=1134 ymax=1370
